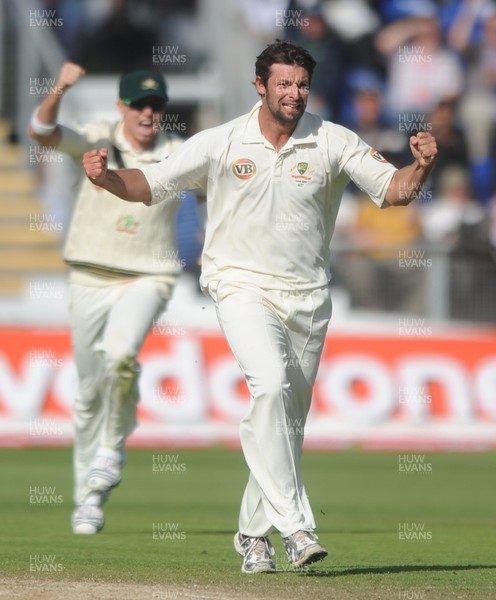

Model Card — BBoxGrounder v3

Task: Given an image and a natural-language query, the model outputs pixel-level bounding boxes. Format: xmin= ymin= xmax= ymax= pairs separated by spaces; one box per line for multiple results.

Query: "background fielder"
xmin=81 ymin=40 xmax=438 ymax=571
xmin=29 ymin=64 xmax=184 ymax=534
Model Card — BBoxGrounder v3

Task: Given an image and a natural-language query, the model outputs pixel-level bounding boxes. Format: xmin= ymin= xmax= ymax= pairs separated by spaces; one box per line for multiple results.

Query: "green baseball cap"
xmin=119 ymin=70 xmax=169 ymax=104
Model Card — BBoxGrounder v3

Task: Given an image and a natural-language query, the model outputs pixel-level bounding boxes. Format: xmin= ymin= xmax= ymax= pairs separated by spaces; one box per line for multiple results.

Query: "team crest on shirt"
xmin=232 ymin=158 xmax=256 ymax=179
xmin=290 ymin=161 xmax=315 ymax=187
xmin=370 ymin=148 xmax=389 ymax=163
xmin=116 ymin=215 xmax=139 ymax=235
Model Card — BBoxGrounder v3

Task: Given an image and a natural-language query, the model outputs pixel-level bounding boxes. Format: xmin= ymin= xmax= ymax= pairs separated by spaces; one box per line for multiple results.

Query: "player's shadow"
xmin=299 ymin=564 xmax=496 ymax=577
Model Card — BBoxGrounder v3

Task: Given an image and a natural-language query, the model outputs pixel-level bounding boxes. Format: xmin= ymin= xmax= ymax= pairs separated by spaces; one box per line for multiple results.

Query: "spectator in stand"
xmin=334 ymin=190 xmax=426 ymax=314
xmin=333 ymin=66 xmax=426 ymax=314
xmin=377 ymin=0 xmax=438 ymax=23
xmin=75 ymin=0 xmax=158 ymax=73
xmin=285 ymin=0 xmax=386 ymax=122
xmin=446 ymin=4 xmax=496 ymax=202
xmin=420 ymin=166 xmax=494 ymax=320
xmin=427 ymin=99 xmax=470 ymax=197
xmin=420 ymin=166 xmax=486 ymax=248
xmin=440 ymin=0 xmax=496 ymax=53
xmin=342 ymin=68 xmax=410 ymax=167
xmin=317 ymin=0 xmax=384 ymax=89
xmin=284 ymin=3 xmax=346 ymax=120
xmin=488 ymin=194 xmax=496 ymax=256
xmin=375 ymin=16 xmax=464 ymax=118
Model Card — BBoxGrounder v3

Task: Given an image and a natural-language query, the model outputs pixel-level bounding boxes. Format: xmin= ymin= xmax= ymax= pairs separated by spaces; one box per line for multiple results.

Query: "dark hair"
xmin=255 ymin=40 xmax=317 ymax=87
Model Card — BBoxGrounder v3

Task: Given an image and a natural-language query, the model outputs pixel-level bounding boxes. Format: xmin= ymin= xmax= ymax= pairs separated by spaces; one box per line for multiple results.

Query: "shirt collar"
xmin=242 ymin=101 xmax=316 ymax=149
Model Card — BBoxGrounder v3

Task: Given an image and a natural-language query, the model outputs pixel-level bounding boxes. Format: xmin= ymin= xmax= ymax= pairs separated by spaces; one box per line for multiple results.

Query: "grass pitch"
xmin=0 ymin=447 xmax=495 ymax=599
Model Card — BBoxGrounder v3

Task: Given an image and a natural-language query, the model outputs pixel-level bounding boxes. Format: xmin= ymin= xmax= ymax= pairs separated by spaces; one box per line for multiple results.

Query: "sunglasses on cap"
xmin=126 ymin=96 xmax=167 ymax=112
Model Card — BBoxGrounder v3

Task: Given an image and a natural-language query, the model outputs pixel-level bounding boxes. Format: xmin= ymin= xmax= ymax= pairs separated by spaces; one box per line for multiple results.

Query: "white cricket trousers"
xmin=69 ymin=276 xmax=171 ymax=504
xmin=209 ymin=281 xmax=332 ymax=538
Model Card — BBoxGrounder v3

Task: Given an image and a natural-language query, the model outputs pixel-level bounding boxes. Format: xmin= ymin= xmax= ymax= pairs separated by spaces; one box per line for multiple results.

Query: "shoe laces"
xmin=292 ymin=529 xmax=317 ymax=549
xmin=242 ymin=536 xmax=274 ymax=562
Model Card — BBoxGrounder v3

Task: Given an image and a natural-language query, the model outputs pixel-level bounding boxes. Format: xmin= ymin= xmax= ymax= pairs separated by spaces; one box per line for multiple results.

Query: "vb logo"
xmin=232 ymin=158 xmax=256 ymax=179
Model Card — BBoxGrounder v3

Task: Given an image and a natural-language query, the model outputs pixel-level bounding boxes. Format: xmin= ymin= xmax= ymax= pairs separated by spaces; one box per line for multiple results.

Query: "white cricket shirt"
xmin=141 ymin=101 xmax=397 ymax=291
xmin=59 ymin=120 xmax=183 ymax=278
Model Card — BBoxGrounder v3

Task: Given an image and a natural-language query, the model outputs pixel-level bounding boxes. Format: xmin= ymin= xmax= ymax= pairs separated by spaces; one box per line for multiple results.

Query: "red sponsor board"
xmin=0 ymin=327 xmax=495 ymax=450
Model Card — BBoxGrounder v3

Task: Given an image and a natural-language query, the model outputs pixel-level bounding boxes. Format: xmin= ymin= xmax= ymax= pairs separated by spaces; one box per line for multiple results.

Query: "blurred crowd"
xmin=35 ymin=0 xmax=496 ymax=320
xmin=281 ymin=0 xmax=496 ymax=319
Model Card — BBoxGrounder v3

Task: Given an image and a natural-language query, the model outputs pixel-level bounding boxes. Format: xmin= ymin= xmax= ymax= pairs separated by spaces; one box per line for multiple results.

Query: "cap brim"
xmin=123 ymin=91 xmax=169 ymax=104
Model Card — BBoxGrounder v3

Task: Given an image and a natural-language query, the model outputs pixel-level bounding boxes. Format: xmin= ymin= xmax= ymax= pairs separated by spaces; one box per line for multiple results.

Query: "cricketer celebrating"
xmin=29 ymin=64 xmax=184 ymax=535
xmin=82 ymin=41 xmax=438 ymax=572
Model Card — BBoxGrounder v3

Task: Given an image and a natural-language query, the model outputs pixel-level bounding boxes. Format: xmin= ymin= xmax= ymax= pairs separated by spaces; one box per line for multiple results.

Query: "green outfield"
xmin=1 ymin=447 xmax=495 ymax=600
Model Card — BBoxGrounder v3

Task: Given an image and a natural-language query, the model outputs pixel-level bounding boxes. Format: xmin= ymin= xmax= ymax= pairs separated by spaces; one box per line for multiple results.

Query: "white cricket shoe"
xmin=234 ymin=532 xmax=276 ymax=574
xmin=71 ymin=504 xmax=104 ymax=535
xmin=282 ymin=529 xmax=328 ymax=568
xmin=88 ymin=448 xmax=122 ymax=492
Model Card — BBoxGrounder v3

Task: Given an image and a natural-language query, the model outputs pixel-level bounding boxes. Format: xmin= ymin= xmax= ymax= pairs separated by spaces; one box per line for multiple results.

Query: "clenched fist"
xmin=83 ymin=148 xmax=108 ymax=185
xmin=56 ymin=62 xmax=86 ymax=93
xmin=409 ymin=132 xmax=438 ymax=169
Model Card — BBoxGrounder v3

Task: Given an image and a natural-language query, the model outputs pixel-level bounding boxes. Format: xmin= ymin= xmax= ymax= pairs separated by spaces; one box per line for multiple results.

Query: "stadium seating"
xmin=0 ymin=119 xmax=66 ymax=297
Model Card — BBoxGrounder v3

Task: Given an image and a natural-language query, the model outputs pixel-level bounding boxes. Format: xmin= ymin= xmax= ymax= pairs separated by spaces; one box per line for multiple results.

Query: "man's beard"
xmin=266 ymin=93 xmax=305 ymax=125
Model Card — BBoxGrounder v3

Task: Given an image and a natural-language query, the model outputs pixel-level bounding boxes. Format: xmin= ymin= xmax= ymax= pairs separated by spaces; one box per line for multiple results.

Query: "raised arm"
xmin=28 ymin=62 xmax=86 ymax=148
xmin=375 ymin=17 xmax=437 ymax=56
xmin=84 ymin=127 xmax=212 ymax=205
xmin=83 ymin=148 xmax=152 ymax=204
xmin=384 ymin=132 xmax=438 ymax=206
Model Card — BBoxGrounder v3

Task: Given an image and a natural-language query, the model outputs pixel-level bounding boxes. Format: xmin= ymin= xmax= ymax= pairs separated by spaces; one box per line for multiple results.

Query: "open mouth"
xmin=281 ymin=102 xmax=302 ymax=112
xmin=138 ymin=120 xmax=155 ymax=133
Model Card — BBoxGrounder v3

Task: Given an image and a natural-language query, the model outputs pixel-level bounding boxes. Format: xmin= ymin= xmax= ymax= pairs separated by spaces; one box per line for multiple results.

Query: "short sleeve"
xmin=335 ymin=126 xmax=397 ymax=207
xmin=140 ymin=130 xmax=211 ymax=205
xmin=57 ymin=125 xmax=91 ymax=160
